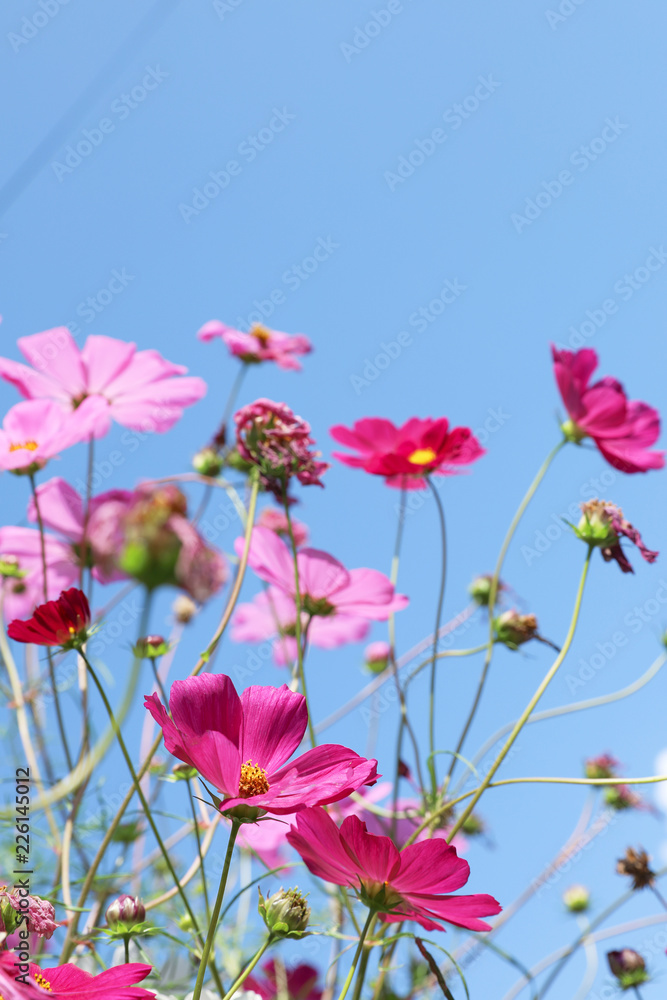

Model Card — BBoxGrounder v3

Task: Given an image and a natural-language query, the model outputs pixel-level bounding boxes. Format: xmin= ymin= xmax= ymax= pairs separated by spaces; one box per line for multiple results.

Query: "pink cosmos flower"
xmin=552 ymin=346 xmax=664 ymax=473
xmin=236 ymin=812 xmax=297 ymax=870
xmin=231 ymin=586 xmax=371 ymax=666
xmin=257 ymin=507 xmax=309 ymax=547
xmin=0 ymin=953 xmax=154 ymax=998
xmin=144 ymin=674 xmax=378 ymax=816
xmin=236 ymin=526 xmax=408 ymax=623
xmin=235 ymin=400 xmax=328 ymax=496
xmin=287 ymin=807 xmax=500 ymax=932
xmin=330 ymin=416 xmax=485 ymax=489
xmin=246 ymin=961 xmax=322 ymax=1000
xmin=0 ymin=526 xmax=77 ymax=620
xmin=198 ymin=321 xmax=312 ymax=371
xmin=28 ymin=477 xmax=134 ymax=584
xmin=0 ymin=327 xmax=206 ymax=436
xmin=0 ymin=399 xmax=104 ymax=473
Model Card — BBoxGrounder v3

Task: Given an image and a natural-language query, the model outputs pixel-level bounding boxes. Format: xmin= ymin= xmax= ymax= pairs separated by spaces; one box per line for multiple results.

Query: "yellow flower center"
xmin=239 ymin=760 xmax=270 ymax=798
xmin=9 ymin=440 xmax=39 ymax=453
xmin=407 ymin=447 xmax=437 ymax=466
xmin=252 ymin=323 xmax=272 ymax=345
xmin=34 ymin=973 xmax=53 ymax=991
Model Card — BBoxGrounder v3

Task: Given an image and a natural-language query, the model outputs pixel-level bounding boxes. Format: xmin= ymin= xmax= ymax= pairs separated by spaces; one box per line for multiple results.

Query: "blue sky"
xmin=2 ymin=1 xmax=667 ymax=995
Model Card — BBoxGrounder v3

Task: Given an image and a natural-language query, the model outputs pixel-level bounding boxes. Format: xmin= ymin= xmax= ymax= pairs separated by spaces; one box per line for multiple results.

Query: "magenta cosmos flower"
xmin=16 ymin=956 xmax=155 ymax=998
xmin=330 ymin=416 xmax=485 ymax=489
xmin=198 ymin=320 xmax=312 ymax=371
xmin=145 ymin=674 xmax=378 ymax=816
xmin=0 ymin=398 xmax=104 ymax=473
xmin=8 ymin=588 xmax=91 ymax=649
xmin=246 ymin=961 xmax=322 ymax=1000
xmin=287 ymin=807 xmax=500 ymax=932
xmin=0 ymin=327 xmax=206 ymax=436
xmin=552 ymin=346 xmax=664 ymax=473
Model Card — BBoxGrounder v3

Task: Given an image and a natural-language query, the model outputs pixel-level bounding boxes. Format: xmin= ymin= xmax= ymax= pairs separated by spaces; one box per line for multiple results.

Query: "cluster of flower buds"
xmin=258 ymin=887 xmax=310 ymax=939
xmin=234 ymin=399 xmax=328 ymax=498
xmin=607 ymin=948 xmax=649 ymax=990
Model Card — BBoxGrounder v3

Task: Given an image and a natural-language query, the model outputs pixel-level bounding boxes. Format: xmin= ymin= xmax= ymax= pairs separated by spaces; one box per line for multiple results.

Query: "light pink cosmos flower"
xmin=330 ymin=416 xmax=485 ymax=489
xmin=552 ymin=346 xmax=664 ymax=473
xmin=0 ymin=327 xmax=206 ymax=436
xmin=0 ymin=398 xmax=104 ymax=473
xmin=237 ymin=812 xmax=297 ymax=870
xmin=28 ymin=477 xmax=134 ymax=584
xmin=235 ymin=526 xmax=408 ymax=624
xmin=0 ymin=526 xmax=77 ymax=620
xmin=198 ymin=321 xmax=312 ymax=371
xmin=287 ymin=807 xmax=500 ymax=932
xmin=144 ymin=674 xmax=378 ymax=816
xmin=231 ymin=586 xmax=370 ymax=666
xmin=246 ymin=961 xmax=322 ymax=1000
xmin=257 ymin=507 xmax=309 ymax=547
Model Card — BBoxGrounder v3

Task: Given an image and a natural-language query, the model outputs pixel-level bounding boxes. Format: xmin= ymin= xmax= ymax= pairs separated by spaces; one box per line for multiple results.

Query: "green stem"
xmin=337 ymin=909 xmax=375 ymax=1000
xmin=283 ymin=491 xmax=316 ymax=746
xmin=124 ymin=936 xmax=130 ymax=964
xmin=221 ymin=935 xmax=272 ymax=1000
xmin=446 ymin=544 xmax=592 ymax=841
xmin=444 ymin=439 xmax=565 ymax=791
xmin=427 ymin=479 xmax=447 ymax=798
xmin=192 ymin=819 xmax=240 ymax=1000
xmin=187 ymin=780 xmax=211 ymax=924
xmin=82 ymin=655 xmax=206 ymax=963
xmin=29 ymin=472 xmax=73 ymax=772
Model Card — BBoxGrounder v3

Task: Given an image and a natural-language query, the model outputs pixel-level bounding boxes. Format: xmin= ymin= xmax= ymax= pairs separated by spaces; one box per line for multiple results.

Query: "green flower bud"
xmin=258 ymin=887 xmax=310 ymax=938
xmin=494 ymin=610 xmax=539 ymax=650
xmin=562 ymin=884 xmax=590 ymax=913
xmin=134 ymin=635 xmax=170 ymax=659
xmin=106 ymin=894 xmax=146 ymax=931
xmin=607 ymin=949 xmax=649 ymax=989
xmin=193 ymin=447 xmax=224 ymax=478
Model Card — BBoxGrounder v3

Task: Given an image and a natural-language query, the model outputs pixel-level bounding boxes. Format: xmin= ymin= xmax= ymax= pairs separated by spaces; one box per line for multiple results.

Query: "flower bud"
xmin=225 ymin=447 xmax=254 ymax=474
xmin=468 ymin=574 xmax=497 ymax=606
xmin=584 ymin=753 xmax=619 ymax=780
xmin=193 ymin=447 xmax=224 ymax=478
xmin=173 ymin=595 xmax=198 ymax=624
xmin=106 ymin=894 xmax=146 ymax=931
xmin=494 ymin=610 xmax=539 ymax=650
xmin=461 ymin=813 xmax=485 ymax=837
xmin=171 ymin=763 xmax=198 ymax=782
xmin=607 ymin=949 xmax=649 ymax=988
xmin=364 ymin=641 xmax=391 ymax=674
xmin=134 ymin=635 xmax=170 ymax=659
xmin=604 ymin=784 xmax=643 ymax=812
xmin=574 ymin=500 xmax=618 ymax=548
xmin=0 ymin=556 xmax=26 ymax=580
xmin=562 ymin=884 xmax=590 ymax=913
xmin=258 ymin=887 xmax=310 ymax=938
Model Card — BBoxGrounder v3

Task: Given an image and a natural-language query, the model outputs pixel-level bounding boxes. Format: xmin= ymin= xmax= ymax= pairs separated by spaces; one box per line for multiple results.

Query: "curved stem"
xmin=337 ymin=909 xmax=375 ymax=1000
xmin=186 ymin=779 xmax=211 ymax=924
xmin=445 ymin=440 xmax=566 ymax=791
xmin=427 ymin=480 xmax=447 ymax=798
xmin=222 ymin=935 xmax=272 ymax=1000
xmin=192 ymin=819 xmax=240 ymax=1000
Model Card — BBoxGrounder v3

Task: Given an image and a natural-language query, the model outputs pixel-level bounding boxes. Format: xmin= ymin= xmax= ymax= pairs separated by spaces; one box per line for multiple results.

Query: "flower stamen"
xmin=407 ymin=447 xmax=437 ymax=465
xmin=239 ymin=760 xmax=270 ymax=798
xmin=9 ymin=440 xmax=38 ymax=453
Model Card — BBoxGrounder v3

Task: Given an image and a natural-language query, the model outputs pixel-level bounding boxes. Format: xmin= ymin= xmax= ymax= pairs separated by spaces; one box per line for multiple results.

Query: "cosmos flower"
xmin=198 ymin=321 xmax=311 ymax=371
xmin=0 ymin=399 xmax=104 ymax=473
xmin=145 ymin=675 xmax=378 ymax=817
xmin=8 ymin=588 xmax=91 ymax=649
xmin=330 ymin=416 xmax=485 ymax=489
xmin=287 ymin=808 xmax=500 ymax=931
xmin=552 ymin=346 xmax=664 ymax=473
xmin=0 ymin=327 xmax=206 ymax=436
